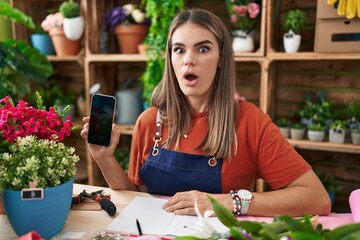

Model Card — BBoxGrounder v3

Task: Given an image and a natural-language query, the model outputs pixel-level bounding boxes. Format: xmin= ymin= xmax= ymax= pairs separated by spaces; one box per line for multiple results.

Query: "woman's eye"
xmin=199 ymin=46 xmax=209 ymax=53
xmin=174 ymin=47 xmax=184 ymax=54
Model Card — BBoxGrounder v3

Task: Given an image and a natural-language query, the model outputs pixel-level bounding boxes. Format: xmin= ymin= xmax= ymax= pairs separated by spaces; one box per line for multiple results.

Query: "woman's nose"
xmin=184 ymin=52 xmax=196 ymax=66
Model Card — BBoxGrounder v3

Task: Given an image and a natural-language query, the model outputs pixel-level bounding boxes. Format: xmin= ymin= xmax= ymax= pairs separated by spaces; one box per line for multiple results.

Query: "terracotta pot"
xmin=115 ymin=24 xmax=149 ymax=54
xmin=49 ymin=28 xmax=81 ymax=56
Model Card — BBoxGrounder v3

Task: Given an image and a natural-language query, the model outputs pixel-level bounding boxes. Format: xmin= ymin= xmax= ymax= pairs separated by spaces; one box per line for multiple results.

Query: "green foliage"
xmin=308 ymin=123 xmax=325 ymax=132
xmin=276 ymin=117 xmax=290 ymax=127
xmin=292 ymin=123 xmax=304 ymax=129
xmin=298 ymin=92 xmax=333 ymax=126
xmin=330 ymin=120 xmax=347 ymax=130
xmin=343 ymin=100 xmax=360 ymax=121
xmin=315 ymin=169 xmax=342 ymax=194
xmin=0 ymin=1 xmax=35 ymax=30
xmin=59 ymin=0 xmax=81 ymax=19
xmin=140 ymin=0 xmax=184 ymax=106
xmin=0 ymin=40 xmax=53 ymax=102
xmin=114 ymin=147 xmax=130 ymax=173
xmin=0 ymin=135 xmax=79 ymax=190
xmin=352 ymin=124 xmax=360 ymax=133
xmin=284 ymin=9 xmax=307 ymax=34
xmin=181 ymin=196 xmax=360 ymax=240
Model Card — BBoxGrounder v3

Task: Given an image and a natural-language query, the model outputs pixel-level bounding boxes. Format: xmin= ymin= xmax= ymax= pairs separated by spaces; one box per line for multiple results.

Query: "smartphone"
xmin=87 ymin=94 xmax=116 ymax=146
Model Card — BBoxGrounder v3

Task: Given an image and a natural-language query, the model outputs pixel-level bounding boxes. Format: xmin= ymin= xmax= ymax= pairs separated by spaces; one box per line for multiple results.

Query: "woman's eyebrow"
xmin=171 ymin=40 xmax=214 ymax=48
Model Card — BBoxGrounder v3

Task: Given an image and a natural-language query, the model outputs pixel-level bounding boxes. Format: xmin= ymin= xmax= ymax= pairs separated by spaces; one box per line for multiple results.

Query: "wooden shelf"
xmin=288 ymin=139 xmax=360 ymax=154
xmin=267 ymin=52 xmax=360 ymax=61
xmin=118 ymin=124 xmax=135 ymax=135
xmin=86 ymin=54 xmax=146 ymax=62
xmin=47 ymin=55 xmax=81 ymax=62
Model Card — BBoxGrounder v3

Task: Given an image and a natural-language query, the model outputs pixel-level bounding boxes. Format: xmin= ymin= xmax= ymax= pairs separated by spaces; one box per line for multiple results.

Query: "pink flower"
xmin=248 ymin=3 xmax=260 ymax=19
xmin=41 ymin=12 xmax=64 ymax=32
xmin=233 ymin=5 xmax=247 ymax=17
xmin=0 ymin=96 xmax=73 ymax=144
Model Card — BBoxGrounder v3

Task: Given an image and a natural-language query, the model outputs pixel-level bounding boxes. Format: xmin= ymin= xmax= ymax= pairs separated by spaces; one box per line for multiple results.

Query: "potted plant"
xmin=60 ymin=0 xmax=84 ymax=41
xmin=0 ymin=92 xmax=79 ymax=239
xmin=307 ymin=123 xmax=325 ymax=142
xmin=283 ymin=9 xmax=306 ymax=53
xmin=41 ymin=11 xmax=81 ymax=56
xmin=351 ymin=124 xmax=360 ymax=145
xmin=276 ymin=117 xmax=290 ymax=138
xmin=105 ymin=3 xmax=149 ymax=54
xmin=329 ymin=119 xmax=347 ymax=144
xmin=225 ymin=0 xmax=261 ymax=53
xmin=290 ymin=122 xmax=305 ymax=140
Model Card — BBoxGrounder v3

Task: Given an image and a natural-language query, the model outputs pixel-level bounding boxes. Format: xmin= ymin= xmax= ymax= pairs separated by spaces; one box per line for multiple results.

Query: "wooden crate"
xmin=266 ymin=0 xmax=317 ymax=53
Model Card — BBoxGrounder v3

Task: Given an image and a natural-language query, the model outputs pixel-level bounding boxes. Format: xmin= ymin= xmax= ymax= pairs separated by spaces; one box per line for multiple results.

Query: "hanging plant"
xmin=140 ymin=0 xmax=184 ymax=107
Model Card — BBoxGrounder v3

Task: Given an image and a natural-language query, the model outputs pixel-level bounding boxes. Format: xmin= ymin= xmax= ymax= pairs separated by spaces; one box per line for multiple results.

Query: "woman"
xmin=81 ymin=9 xmax=330 ymax=217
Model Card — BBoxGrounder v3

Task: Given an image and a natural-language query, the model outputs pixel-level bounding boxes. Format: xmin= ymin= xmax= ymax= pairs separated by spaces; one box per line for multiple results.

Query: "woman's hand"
xmin=80 ymin=117 xmax=121 ymax=160
xmin=162 ymin=190 xmax=231 ymax=216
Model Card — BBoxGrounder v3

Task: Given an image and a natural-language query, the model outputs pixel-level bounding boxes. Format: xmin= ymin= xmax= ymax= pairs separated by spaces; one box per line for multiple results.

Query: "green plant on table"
xmin=140 ymin=0 xmax=184 ymax=106
xmin=292 ymin=122 xmax=304 ymax=129
xmin=59 ymin=0 xmax=81 ymax=18
xmin=329 ymin=119 xmax=347 ymax=133
xmin=352 ymin=124 xmax=360 ymax=133
xmin=283 ymin=9 xmax=307 ymax=34
xmin=175 ymin=196 xmax=360 ymax=240
xmin=276 ymin=117 xmax=290 ymax=128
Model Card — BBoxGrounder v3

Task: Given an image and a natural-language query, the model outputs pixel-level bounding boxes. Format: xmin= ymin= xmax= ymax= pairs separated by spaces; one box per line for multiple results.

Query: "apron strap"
xmin=152 ymin=110 xmax=162 ymax=156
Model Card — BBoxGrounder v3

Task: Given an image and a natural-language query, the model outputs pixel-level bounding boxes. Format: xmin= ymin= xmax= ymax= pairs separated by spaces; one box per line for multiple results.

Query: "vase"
xmin=291 ymin=128 xmax=305 ymax=140
xmin=115 ymin=88 xmax=143 ymax=124
xmin=63 ymin=16 xmax=85 ymax=41
xmin=30 ymin=33 xmax=55 ymax=55
xmin=283 ymin=30 xmax=301 ymax=53
xmin=307 ymin=130 xmax=325 ymax=142
xmin=232 ymin=30 xmax=254 ymax=53
xmin=49 ymin=28 xmax=81 ymax=56
xmin=352 ymin=132 xmax=360 ymax=145
xmin=114 ymin=24 xmax=149 ymax=54
xmin=2 ymin=178 xmax=74 ymax=239
xmin=329 ymin=129 xmax=345 ymax=144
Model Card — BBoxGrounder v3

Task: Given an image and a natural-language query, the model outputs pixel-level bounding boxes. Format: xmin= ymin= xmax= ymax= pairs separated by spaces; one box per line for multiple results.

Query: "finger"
xmin=82 ymin=116 xmax=90 ymax=123
xmin=174 ymin=207 xmax=196 ymax=216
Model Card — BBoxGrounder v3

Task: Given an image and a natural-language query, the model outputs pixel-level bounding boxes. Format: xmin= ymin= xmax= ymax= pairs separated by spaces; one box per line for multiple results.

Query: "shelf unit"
xmin=10 ymin=0 xmax=360 ymax=212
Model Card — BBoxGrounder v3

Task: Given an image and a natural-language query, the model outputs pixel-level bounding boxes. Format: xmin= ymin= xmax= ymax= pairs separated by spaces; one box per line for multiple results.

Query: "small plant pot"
xmin=329 ymin=129 xmax=345 ymax=144
xmin=291 ymin=128 xmax=305 ymax=140
xmin=307 ymin=130 xmax=325 ymax=142
xmin=232 ymin=31 xmax=254 ymax=53
xmin=351 ymin=132 xmax=360 ymax=145
xmin=279 ymin=127 xmax=290 ymax=138
xmin=63 ymin=16 xmax=85 ymax=41
xmin=283 ymin=32 xmax=301 ymax=53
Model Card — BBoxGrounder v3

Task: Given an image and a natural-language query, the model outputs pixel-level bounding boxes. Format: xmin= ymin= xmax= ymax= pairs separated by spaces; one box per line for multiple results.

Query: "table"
xmin=0 ymin=184 xmax=355 ymax=239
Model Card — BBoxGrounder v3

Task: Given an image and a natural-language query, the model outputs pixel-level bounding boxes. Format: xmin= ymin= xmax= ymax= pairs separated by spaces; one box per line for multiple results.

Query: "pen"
xmin=136 ymin=218 xmax=143 ymax=236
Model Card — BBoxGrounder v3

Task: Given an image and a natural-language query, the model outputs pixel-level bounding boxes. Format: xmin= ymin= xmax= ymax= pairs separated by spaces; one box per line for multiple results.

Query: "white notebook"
xmin=105 ymin=196 xmax=228 ymax=237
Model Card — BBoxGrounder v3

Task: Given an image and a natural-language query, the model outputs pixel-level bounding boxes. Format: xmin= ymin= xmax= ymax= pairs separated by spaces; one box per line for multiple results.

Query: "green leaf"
xmin=0 ymin=2 xmax=36 ymax=30
xmin=207 ymin=195 xmax=239 ymax=228
xmin=324 ymin=223 xmax=360 ymax=240
xmin=277 ymin=215 xmax=317 ymax=233
xmin=173 ymin=237 xmax=202 ymax=240
xmin=290 ymin=231 xmax=323 ymax=240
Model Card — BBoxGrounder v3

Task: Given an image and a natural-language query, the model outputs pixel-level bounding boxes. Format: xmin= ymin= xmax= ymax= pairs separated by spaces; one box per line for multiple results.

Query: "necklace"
xmin=183 ymin=114 xmax=207 ymax=138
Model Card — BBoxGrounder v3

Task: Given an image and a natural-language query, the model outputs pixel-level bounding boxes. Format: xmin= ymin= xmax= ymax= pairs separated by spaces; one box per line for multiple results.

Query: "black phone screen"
xmin=87 ymin=94 xmax=116 ymax=146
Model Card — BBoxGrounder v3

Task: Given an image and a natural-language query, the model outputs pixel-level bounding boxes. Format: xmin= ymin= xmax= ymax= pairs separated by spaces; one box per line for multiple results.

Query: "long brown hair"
xmin=151 ymin=8 xmax=237 ymax=159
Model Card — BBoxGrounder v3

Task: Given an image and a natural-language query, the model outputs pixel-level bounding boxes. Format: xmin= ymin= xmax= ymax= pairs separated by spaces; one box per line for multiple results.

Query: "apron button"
xmin=208 ymin=157 xmax=217 ymax=167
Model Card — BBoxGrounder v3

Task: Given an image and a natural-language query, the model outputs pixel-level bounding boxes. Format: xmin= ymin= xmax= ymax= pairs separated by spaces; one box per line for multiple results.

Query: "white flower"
xmin=189 ymin=199 xmax=217 ymax=239
xmin=123 ymin=4 xmax=135 ymax=15
xmin=132 ymin=9 xmax=146 ymax=23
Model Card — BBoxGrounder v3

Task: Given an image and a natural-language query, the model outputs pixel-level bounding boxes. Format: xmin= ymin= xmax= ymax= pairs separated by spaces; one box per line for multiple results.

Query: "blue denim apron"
xmin=139 ymin=111 xmax=223 ymax=196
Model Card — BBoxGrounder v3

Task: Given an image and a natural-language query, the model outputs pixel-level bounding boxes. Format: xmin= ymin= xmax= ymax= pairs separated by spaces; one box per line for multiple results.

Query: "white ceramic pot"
xmin=279 ymin=127 xmax=290 ymax=138
xmin=329 ymin=129 xmax=345 ymax=144
xmin=351 ymin=132 xmax=360 ymax=145
xmin=63 ymin=16 xmax=84 ymax=41
xmin=283 ymin=30 xmax=301 ymax=53
xmin=291 ymin=128 xmax=305 ymax=140
xmin=307 ymin=130 xmax=325 ymax=142
xmin=232 ymin=30 xmax=254 ymax=53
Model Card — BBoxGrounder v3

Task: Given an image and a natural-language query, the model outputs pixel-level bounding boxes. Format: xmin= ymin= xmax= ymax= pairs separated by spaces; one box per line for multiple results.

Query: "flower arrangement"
xmin=105 ymin=3 xmax=148 ymax=29
xmin=174 ymin=196 xmax=360 ymax=240
xmin=225 ymin=0 xmax=261 ymax=34
xmin=41 ymin=12 xmax=64 ymax=32
xmin=0 ymin=92 xmax=79 ymax=190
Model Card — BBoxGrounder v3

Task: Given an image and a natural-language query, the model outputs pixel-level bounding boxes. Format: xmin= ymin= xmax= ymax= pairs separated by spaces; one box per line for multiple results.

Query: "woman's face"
xmin=171 ymin=23 xmax=220 ymax=104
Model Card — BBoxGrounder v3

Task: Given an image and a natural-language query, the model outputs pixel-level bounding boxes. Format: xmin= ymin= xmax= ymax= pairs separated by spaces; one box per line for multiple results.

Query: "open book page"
xmin=105 ymin=196 xmax=228 ymax=236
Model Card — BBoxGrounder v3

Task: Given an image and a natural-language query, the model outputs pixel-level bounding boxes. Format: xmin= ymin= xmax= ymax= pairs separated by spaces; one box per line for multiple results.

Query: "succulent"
xmin=59 ymin=0 xmax=81 ymax=19
xmin=284 ymin=9 xmax=307 ymax=34
xmin=308 ymin=123 xmax=325 ymax=132
xmin=292 ymin=123 xmax=304 ymax=129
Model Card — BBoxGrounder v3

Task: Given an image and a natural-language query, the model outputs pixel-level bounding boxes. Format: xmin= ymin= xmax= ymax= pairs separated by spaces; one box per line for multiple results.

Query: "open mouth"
xmin=184 ymin=74 xmax=198 ymax=81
